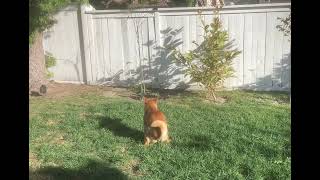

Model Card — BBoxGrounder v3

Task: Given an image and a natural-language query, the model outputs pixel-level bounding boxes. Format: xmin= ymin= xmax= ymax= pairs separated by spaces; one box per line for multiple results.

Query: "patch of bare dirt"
xmin=34 ymin=132 xmax=67 ymax=145
xmin=35 ymin=82 xmax=205 ymax=103
xmin=102 ymin=87 xmax=138 ymax=99
xmin=41 ymin=82 xmax=137 ymax=99
xmin=102 ymin=90 xmax=117 ymax=97
xmin=46 ymin=119 xmax=60 ymax=126
xmin=203 ymin=96 xmax=227 ymax=104
xmin=51 ymin=135 xmax=66 ymax=145
xmin=45 ymin=82 xmax=100 ymax=98
xmin=122 ymin=159 xmax=144 ymax=177
xmin=29 ymin=153 xmax=41 ymax=169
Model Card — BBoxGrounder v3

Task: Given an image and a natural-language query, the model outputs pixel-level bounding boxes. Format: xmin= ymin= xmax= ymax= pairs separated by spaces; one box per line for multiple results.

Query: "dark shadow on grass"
xmin=173 ymin=135 xmax=220 ymax=152
xmin=30 ymin=159 xmax=128 ymax=180
xmin=238 ymin=163 xmax=253 ymax=178
xmin=185 ymin=135 xmax=211 ymax=151
xmin=97 ymin=116 xmax=143 ymax=143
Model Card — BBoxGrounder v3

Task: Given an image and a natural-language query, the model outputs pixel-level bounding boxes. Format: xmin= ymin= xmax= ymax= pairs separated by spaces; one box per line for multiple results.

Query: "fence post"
xmin=154 ymin=11 xmax=161 ymax=50
xmin=152 ymin=11 xmax=162 ymax=88
xmin=79 ymin=4 xmax=95 ymax=84
xmin=77 ymin=4 xmax=87 ymax=84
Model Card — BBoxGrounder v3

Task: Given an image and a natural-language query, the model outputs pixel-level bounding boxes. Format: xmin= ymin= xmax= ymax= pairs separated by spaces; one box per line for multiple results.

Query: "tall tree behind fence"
xmin=43 ymin=3 xmax=291 ymax=91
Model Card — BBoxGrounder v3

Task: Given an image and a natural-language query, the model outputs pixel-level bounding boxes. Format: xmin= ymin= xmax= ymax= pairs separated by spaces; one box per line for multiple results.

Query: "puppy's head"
xmin=144 ymin=97 xmax=158 ymax=111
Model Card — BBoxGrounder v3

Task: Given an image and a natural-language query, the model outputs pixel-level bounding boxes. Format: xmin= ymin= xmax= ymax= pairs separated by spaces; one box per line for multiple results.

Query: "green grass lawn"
xmin=29 ymin=89 xmax=291 ymax=180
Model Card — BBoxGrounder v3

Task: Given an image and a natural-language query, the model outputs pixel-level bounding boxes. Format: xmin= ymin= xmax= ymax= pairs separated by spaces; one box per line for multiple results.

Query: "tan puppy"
xmin=143 ymin=97 xmax=171 ymax=146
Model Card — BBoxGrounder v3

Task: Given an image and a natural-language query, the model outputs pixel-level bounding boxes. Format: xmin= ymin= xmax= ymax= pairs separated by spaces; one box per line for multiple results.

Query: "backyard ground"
xmin=29 ymin=82 xmax=291 ymax=180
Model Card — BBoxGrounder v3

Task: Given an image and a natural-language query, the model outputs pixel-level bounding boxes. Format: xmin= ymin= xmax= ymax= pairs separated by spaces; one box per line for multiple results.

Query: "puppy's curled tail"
xmin=150 ymin=120 xmax=168 ymax=141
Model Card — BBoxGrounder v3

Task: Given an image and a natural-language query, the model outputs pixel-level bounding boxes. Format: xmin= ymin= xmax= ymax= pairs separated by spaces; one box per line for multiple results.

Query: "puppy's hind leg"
xmin=162 ymin=136 xmax=172 ymax=144
xmin=144 ymin=136 xmax=151 ymax=146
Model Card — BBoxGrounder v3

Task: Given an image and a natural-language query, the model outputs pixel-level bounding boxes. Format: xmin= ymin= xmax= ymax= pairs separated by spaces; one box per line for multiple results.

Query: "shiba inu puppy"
xmin=143 ymin=97 xmax=171 ymax=146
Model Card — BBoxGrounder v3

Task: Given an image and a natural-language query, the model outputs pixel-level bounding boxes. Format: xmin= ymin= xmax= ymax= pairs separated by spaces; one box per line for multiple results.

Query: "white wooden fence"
xmin=43 ymin=3 xmax=291 ymax=91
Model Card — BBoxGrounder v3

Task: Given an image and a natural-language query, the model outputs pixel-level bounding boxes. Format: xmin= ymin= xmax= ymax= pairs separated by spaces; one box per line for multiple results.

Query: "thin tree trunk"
xmin=29 ymin=32 xmax=48 ymax=95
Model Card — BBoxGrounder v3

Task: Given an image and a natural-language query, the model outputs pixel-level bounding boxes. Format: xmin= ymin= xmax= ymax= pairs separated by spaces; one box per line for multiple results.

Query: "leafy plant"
xmin=173 ymin=14 xmax=241 ymax=101
xmin=45 ymin=53 xmax=57 ymax=78
xmin=276 ymin=14 xmax=291 ymax=39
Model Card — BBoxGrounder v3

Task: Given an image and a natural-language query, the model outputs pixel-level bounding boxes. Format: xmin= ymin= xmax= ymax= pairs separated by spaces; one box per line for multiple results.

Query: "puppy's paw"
xmin=164 ymin=137 xmax=172 ymax=143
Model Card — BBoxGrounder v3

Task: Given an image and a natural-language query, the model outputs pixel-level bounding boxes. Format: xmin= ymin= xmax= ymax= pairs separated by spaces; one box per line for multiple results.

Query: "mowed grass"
xmin=29 ymin=90 xmax=291 ymax=180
